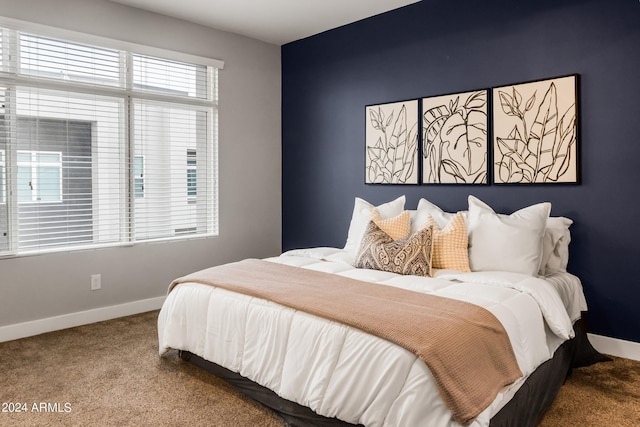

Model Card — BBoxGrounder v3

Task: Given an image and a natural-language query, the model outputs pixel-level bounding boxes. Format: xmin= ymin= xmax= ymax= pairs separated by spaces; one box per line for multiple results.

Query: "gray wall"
xmin=0 ymin=0 xmax=281 ymax=327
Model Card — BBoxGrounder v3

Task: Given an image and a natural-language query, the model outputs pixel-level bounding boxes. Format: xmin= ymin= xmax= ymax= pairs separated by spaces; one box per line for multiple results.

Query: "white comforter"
xmin=158 ymin=247 xmax=587 ymax=427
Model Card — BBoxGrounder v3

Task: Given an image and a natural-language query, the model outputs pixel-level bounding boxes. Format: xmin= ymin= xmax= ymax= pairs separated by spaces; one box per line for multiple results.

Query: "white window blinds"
xmin=0 ymin=25 xmax=219 ymax=256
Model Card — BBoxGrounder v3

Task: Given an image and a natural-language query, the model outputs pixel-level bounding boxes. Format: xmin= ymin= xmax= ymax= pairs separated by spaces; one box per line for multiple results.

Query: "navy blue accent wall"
xmin=282 ymin=0 xmax=640 ymax=343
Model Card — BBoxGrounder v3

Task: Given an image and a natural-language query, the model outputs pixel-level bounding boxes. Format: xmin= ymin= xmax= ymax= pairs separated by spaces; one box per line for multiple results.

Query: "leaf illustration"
xmin=510 ymin=170 xmax=527 ymax=183
xmin=440 ymin=108 xmax=487 ymax=179
xmin=527 ymin=83 xmax=558 ymax=181
xmin=423 ymin=105 xmax=450 ymax=145
xmin=391 ymin=106 xmax=407 ymax=141
xmin=440 ymin=113 xmax=464 ymax=174
xmin=495 ymin=159 xmax=512 ymax=183
xmin=464 ymin=91 xmax=486 ymax=110
xmin=378 ymin=107 xmax=385 ymax=127
xmin=498 ymin=91 xmax=518 ymax=117
xmin=400 ymin=123 xmax=418 ymax=182
xmin=366 ymin=102 xmax=418 ymax=183
xmin=439 ymin=112 xmax=472 ymax=177
xmin=524 ymin=92 xmax=536 ymax=112
xmin=367 ymin=145 xmax=383 ymax=164
xmin=512 ymin=87 xmax=522 ymax=109
xmin=367 ymin=146 xmax=386 ymax=182
xmin=496 ymin=158 xmax=528 ymax=183
xmin=450 ymin=96 xmax=460 ymax=114
xmin=423 ymin=92 xmax=487 ymax=183
xmin=443 ymin=112 xmax=465 ymax=140
xmin=507 ymin=124 xmax=523 ymax=142
xmin=426 ymin=143 xmax=437 ymax=183
xmin=422 ymin=105 xmax=450 ymax=183
xmin=366 ymin=157 xmax=379 ymax=182
xmin=464 ymin=109 xmax=487 ymax=174
xmin=504 ymin=151 xmax=534 ymax=182
xmin=367 ymin=162 xmax=382 ymax=183
xmin=388 ymin=105 xmax=408 ymax=177
xmin=546 ymin=108 xmax=576 ymax=182
xmin=441 ymin=159 xmax=467 ymax=183
xmin=496 ymin=137 xmax=535 ymax=182
xmin=369 ymin=109 xmax=381 ymax=130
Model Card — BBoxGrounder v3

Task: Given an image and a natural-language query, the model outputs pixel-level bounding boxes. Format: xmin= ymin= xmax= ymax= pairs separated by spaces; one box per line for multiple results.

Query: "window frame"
xmin=0 ymin=19 xmax=222 ymax=257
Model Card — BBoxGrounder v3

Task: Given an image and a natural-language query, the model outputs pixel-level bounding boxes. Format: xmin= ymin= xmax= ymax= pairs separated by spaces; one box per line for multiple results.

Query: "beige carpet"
xmin=0 ymin=311 xmax=283 ymax=427
xmin=539 ymin=355 xmax=640 ymax=427
xmin=1 ymin=310 xmax=639 ymax=427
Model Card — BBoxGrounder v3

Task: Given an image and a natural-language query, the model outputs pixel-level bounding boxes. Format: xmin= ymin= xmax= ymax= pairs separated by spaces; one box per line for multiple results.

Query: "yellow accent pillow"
xmin=426 ymin=212 xmax=471 ymax=272
xmin=371 ymin=209 xmax=411 ymax=240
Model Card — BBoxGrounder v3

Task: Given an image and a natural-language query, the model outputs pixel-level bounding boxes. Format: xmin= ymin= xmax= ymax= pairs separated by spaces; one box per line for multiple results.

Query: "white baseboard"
xmin=588 ymin=333 xmax=640 ymax=361
xmin=0 ymin=296 xmax=166 ymax=343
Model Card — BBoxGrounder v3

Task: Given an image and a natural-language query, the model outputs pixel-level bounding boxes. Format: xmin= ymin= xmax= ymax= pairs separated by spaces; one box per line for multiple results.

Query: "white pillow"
xmin=467 ymin=195 xmax=551 ymax=275
xmin=539 ymin=216 xmax=573 ymax=275
xmin=412 ymin=198 xmax=468 ymax=232
xmin=343 ymin=196 xmax=405 ymax=256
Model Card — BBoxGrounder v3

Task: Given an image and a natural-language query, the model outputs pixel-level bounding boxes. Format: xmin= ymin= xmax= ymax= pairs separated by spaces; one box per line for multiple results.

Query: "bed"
xmin=158 ymin=195 xmax=607 ymax=427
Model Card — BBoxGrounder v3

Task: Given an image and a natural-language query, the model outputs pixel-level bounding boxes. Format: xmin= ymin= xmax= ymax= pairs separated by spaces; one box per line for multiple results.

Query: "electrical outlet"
xmin=91 ymin=274 xmax=101 ymax=291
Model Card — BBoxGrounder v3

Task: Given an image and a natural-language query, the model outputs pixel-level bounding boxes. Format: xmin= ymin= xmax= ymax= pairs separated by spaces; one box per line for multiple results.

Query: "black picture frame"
xmin=421 ymin=89 xmax=489 ymax=184
xmin=492 ymin=74 xmax=579 ymax=184
xmin=365 ymin=99 xmax=419 ymax=185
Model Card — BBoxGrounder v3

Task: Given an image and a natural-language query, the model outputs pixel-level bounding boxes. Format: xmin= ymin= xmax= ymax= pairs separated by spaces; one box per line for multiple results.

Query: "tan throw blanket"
xmin=169 ymin=259 xmax=522 ymax=424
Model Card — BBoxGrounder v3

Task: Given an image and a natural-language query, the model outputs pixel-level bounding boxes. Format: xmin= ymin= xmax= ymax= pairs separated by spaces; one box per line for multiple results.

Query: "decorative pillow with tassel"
xmin=354 ymin=221 xmax=434 ymax=277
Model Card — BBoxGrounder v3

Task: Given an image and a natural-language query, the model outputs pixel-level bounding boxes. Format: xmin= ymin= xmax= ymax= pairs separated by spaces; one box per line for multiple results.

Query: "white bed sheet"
xmin=158 ymin=247 xmax=587 ymax=427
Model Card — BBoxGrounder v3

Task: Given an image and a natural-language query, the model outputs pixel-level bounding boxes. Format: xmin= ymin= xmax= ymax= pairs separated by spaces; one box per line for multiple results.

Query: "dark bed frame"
xmin=179 ymin=316 xmax=609 ymax=427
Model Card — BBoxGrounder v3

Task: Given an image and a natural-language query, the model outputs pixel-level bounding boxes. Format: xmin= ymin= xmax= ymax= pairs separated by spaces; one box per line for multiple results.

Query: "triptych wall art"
xmin=365 ymin=74 xmax=579 ymax=185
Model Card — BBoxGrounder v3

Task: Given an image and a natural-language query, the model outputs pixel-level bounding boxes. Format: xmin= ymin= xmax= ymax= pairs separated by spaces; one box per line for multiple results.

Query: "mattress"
xmin=158 ymin=247 xmax=588 ymax=427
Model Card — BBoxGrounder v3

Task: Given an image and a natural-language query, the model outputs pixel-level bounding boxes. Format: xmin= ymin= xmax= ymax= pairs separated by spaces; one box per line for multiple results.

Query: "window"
xmin=0 ymin=150 xmax=5 ymax=204
xmin=133 ymin=155 xmax=144 ymax=199
xmin=17 ymin=150 xmax=63 ymax=203
xmin=0 ymin=25 xmax=220 ymax=256
xmin=187 ymin=149 xmax=197 ymax=201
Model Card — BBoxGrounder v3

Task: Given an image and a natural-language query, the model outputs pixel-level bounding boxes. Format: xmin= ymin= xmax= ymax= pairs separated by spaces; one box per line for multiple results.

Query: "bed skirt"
xmin=178 ymin=317 xmax=608 ymax=427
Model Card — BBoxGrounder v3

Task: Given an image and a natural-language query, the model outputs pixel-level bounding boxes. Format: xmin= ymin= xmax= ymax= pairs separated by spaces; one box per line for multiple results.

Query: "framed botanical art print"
xmin=493 ymin=74 xmax=579 ymax=184
xmin=365 ymin=100 xmax=419 ymax=184
xmin=422 ymin=90 xmax=488 ymax=184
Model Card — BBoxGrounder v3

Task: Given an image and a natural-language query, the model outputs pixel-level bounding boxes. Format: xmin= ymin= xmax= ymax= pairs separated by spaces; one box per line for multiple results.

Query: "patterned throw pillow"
xmin=354 ymin=221 xmax=434 ymax=277
xmin=371 ymin=209 xmax=411 ymax=240
xmin=425 ymin=212 xmax=471 ymax=272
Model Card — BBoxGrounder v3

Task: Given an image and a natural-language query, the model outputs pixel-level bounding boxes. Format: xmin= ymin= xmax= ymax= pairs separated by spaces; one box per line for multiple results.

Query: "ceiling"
xmin=110 ymin=0 xmax=421 ymax=45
